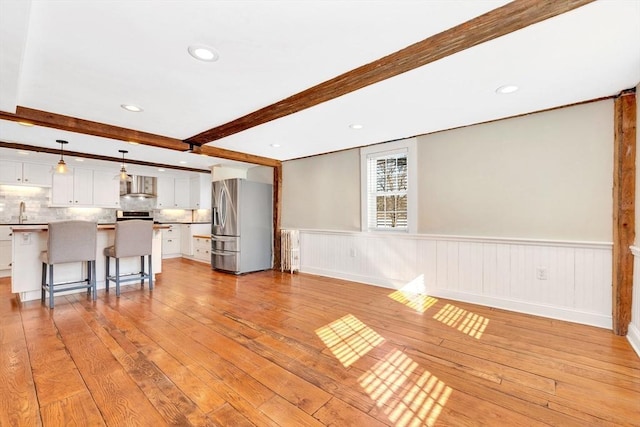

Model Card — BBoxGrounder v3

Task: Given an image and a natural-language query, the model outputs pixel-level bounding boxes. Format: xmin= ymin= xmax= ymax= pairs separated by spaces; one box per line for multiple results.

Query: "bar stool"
xmin=40 ymin=220 xmax=97 ymax=309
xmin=104 ymin=220 xmax=153 ymax=296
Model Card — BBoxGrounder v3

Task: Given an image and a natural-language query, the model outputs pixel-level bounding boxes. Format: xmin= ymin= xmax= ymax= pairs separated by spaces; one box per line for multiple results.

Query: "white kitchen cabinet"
xmin=92 ymin=170 xmax=120 ymax=207
xmin=74 ymin=168 xmax=93 ymax=205
xmin=180 ymin=223 xmax=210 ymax=258
xmin=193 ymin=236 xmax=211 ymax=263
xmin=174 ymin=178 xmax=190 ymax=208
xmin=0 ymin=226 xmax=12 ymax=277
xmin=51 ymin=172 xmax=73 ymax=205
xmin=161 ymin=224 xmax=181 ymax=258
xmin=180 ymin=224 xmax=192 ymax=256
xmin=157 ymin=176 xmax=191 ymax=209
xmin=0 ymin=160 xmax=51 ymax=186
xmin=190 ymin=174 xmax=212 ymax=209
xmin=156 ymin=177 xmax=174 ymax=208
xmin=51 ymin=168 xmax=93 ymax=206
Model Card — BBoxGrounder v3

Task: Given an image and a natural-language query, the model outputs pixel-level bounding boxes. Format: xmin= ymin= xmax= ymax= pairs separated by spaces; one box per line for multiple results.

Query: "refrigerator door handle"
xmin=212 ymin=207 xmax=220 ymax=226
xmin=211 ymin=250 xmax=235 ymax=256
xmin=219 ymin=186 xmax=228 ymax=228
xmin=212 ymin=235 xmax=236 ymax=241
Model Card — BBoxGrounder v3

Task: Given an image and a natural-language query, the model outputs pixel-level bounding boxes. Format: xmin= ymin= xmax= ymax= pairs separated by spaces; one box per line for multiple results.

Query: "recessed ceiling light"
xmin=121 ymin=104 xmax=143 ymax=112
xmin=495 ymin=85 xmax=519 ymax=94
xmin=158 ymin=168 xmax=165 ymax=172
xmin=74 ymin=158 xmax=84 ymax=162
xmin=17 ymin=150 xmax=29 ymax=156
xmin=188 ymin=45 xmax=219 ymax=62
xmin=270 ymin=143 xmax=281 ymax=148
xmin=349 ymin=124 xmax=363 ymax=130
xmin=18 ymin=121 xmax=34 ymax=127
xmin=127 ymin=141 xmax=139 ymax=145
xmin=179 ymin=161 xmax=187 ymax=164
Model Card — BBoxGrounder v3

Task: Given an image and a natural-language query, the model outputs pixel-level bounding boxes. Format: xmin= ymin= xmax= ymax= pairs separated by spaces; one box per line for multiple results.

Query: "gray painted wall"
xmin=282 ymin=99 xmax=614 ymax=242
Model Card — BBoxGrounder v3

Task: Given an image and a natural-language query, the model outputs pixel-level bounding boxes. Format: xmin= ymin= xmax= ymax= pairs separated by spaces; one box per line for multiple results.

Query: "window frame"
xmin=360 ymin=138 xmax=417 ymax=233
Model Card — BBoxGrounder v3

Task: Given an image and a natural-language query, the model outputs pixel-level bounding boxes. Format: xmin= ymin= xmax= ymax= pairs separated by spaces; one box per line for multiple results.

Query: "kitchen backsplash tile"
xmin=0 ymin=185 xmax=116 ymax=224
xmin=0 ymin=185 xmax=211 ymax=224
xmin=193 ymin=209 xmax=212 ymax=223
xmin=153 ymin=209 xmax=211 ymax=223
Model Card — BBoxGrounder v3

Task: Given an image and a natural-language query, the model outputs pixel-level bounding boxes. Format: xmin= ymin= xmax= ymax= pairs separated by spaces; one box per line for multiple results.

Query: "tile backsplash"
xmin=0 ymin=185 xmax=117 ymax=224
xmin=0 ymin=185 xmax=211 ymax=224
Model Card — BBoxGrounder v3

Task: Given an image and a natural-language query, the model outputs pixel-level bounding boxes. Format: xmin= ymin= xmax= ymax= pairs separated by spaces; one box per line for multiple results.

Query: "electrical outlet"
xmin=536 ymin=267 xmax=548 ymax=280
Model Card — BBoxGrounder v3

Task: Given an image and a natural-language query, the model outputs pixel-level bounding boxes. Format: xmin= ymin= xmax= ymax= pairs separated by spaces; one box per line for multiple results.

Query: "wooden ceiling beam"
xmin=0 ymin=142 xmax=209 ymax=173
xmin=185 ymin=0 xmax=596 ymax=145
xmin=0 ymin=107 xmax=281 ymax=167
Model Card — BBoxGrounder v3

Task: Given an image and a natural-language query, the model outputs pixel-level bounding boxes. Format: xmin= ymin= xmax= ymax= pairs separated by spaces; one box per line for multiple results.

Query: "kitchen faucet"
xmin=19 ymin=201 xmax=27 ymax=224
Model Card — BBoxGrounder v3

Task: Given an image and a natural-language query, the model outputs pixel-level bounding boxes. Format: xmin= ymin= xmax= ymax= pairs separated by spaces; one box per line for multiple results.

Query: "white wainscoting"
xmin=298 ymin=230 xmax=613 ymax=329
xmin=629 ymin=246 xmax=640 ymax=357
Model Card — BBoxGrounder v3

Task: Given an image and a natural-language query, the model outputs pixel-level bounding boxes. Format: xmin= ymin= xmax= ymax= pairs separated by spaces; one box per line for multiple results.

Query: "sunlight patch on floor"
xmin=358 ymin=349 xmax=452 ymax=426
xmin=315 ymin=314 xmax=385 ymax=367
xmin=432 ymin=303 xmax=489 ymax=339
xmin=388 ymin=290 xmax=438 ymax=313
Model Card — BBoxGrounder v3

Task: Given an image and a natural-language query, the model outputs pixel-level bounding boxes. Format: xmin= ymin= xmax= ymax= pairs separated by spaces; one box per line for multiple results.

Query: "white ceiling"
xmin=0 ymin=0 xmax=639 ymax=169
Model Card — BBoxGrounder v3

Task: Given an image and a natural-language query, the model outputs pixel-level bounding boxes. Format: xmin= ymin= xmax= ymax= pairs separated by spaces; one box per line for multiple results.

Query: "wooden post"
xmin=612 ymin=89 xmax=637 ymax=336
xmin=273 ymin=164 xmax=282 ymax=271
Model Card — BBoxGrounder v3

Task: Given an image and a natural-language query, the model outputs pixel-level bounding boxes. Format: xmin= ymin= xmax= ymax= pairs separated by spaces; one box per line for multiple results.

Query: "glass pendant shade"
xmin=55 ymin=159 xmax=67 ymax=174
xmin=54 ymin=139 xmax=69 ymax=174
xmin=115 ymin=150 xmax=133 ymax=182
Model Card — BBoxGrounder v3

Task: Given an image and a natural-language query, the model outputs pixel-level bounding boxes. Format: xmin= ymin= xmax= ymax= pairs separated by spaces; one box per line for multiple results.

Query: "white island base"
xmin=11 ymin=226 xmax=163 ymax=302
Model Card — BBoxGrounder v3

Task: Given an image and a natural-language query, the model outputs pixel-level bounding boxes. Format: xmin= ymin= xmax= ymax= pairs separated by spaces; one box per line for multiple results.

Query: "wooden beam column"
xmin=272 ymin=164 xmax=282 ymax=270
xmin=613 ymin=89 xmax=637 ymax=336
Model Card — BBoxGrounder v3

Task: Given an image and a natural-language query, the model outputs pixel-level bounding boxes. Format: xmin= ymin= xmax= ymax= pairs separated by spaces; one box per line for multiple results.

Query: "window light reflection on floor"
xmin=358 ymin=349 xmax=452 ymax=427
xmin=433 ymin=303 xmax=489 ymax=339
xmin=388 ymin=290 xmax=438 ymax=313
xmin=315 ymin=314 xmax=385 ymax=367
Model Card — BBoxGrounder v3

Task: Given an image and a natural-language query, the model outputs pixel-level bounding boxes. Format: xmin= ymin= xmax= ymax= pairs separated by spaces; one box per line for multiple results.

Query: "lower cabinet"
xmin=0 ymin=226 xmax=12 ymax=278
xmin=161 ymin=224 xmax=181 ymax=258
xmin=161 ymin=223 xmax=210 ymax=262
xmin=193 ymin=236 xmax=211 ymax=263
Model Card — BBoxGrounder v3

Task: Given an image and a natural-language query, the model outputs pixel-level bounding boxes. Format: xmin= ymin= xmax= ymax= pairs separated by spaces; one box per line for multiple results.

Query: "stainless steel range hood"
xmin=120 ymin=175 xmax=157 ymax=198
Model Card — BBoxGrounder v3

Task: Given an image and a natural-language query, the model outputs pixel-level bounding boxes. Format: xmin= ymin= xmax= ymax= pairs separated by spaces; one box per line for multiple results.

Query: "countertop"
xmin=11 ymin=224 xmax=170 ymax=232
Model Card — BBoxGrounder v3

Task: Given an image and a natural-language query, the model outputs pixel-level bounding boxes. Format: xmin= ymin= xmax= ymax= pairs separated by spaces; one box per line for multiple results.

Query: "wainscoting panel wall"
xmin=298 ymin=230 xmax=613 ymax=329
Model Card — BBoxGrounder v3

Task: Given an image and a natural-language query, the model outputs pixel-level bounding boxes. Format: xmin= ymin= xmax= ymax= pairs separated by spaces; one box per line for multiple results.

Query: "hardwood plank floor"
xmin=1 ymin=258 xmax=639 ymax=426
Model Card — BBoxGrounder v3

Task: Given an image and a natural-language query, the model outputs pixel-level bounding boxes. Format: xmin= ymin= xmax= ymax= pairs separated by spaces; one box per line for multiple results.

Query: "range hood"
xmin=120 ymin=175 xmax=157 ymax=198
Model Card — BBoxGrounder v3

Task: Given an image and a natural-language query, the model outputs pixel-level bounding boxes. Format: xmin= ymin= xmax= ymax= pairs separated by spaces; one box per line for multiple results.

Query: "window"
xmin=361 ymin=138 xmax=417 ymax=233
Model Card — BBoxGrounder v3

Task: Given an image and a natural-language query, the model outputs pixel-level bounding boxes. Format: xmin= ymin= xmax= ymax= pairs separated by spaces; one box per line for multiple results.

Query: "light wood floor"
xmin=1 ymin=258 xmax=639 ymax=426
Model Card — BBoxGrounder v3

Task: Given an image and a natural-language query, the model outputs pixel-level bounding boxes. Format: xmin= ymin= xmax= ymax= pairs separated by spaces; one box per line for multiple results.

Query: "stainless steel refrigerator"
xmin=211 ymin=178 xmax=273 ymax=274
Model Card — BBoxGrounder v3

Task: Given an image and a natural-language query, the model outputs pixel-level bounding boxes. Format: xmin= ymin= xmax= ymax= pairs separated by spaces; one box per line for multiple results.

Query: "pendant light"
xmin=116 ymin=149 xmax=133 ymax=182
xmin=54 ymin=139 xmax=68 ymax=174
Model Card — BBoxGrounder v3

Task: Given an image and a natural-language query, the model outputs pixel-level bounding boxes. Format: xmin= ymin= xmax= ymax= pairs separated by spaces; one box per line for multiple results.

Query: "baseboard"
xmin=428 ymin=289 xmax=612 ymax=330
xmin=301 ymin=266 xmax=408 ymax=290
xmin=300 ymin=266 xmax=612 ymax=329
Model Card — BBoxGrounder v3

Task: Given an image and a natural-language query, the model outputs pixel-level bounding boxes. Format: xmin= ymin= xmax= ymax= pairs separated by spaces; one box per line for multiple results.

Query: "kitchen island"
xmin=11 ymin=223 xmax=167 ymax=302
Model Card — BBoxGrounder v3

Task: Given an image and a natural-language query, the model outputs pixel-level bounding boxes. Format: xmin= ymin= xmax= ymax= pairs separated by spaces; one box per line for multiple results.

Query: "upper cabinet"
xmin=174 ymin=178 xmax=190 ymax=208
xmin=157 ymin=176 xmax=192 ymax=209
xmin=190 ymin=174 xmax=212 ymax=210
xmin=92 ymin=170 xmax=120 ymax=208
xmin=0 ymin=160 xmax=51 ymax=186
xmin=156 ymin=176 xmax=175 ymax=209
xmin=51 ymin=168 xmax=94 ymax=206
